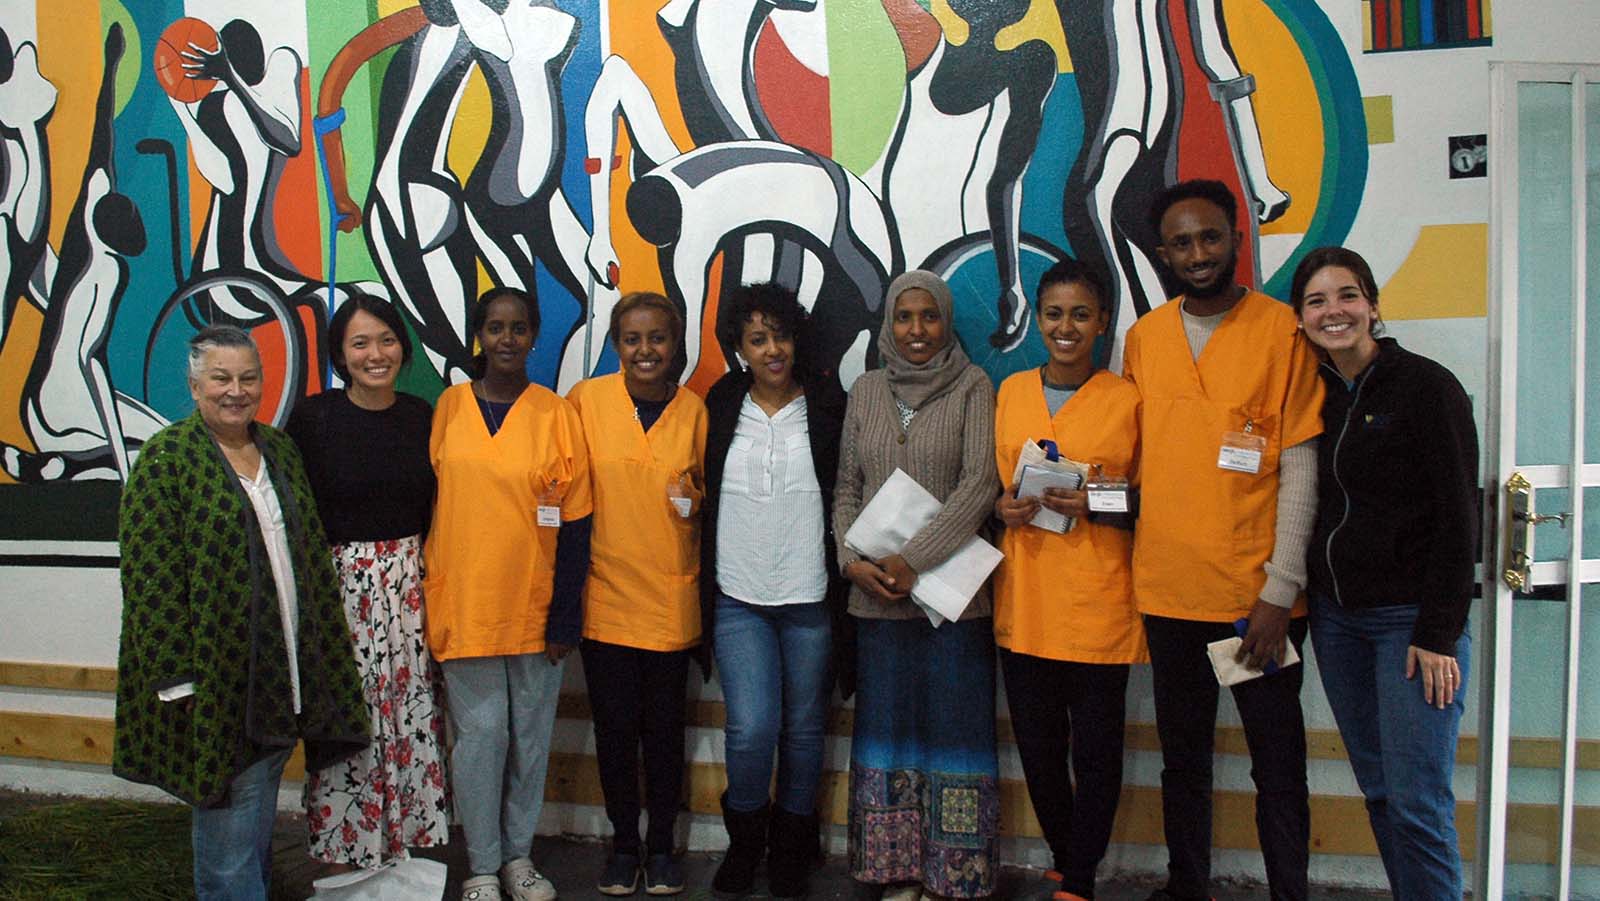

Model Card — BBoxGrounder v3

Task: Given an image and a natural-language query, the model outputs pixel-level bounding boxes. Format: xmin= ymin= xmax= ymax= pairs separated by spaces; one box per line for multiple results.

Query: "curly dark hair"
xmin=715 ymin=282 xmax=813 ymax=380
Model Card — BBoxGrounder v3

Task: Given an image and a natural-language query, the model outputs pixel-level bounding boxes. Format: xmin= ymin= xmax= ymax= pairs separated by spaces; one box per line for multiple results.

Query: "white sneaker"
xmin=882 ymin=886 xmax=921 ymax=901
xmin=462 ymin=874 xmax=505 ymax=901
xmin=501 ymin=856 xmax=558 ymax=901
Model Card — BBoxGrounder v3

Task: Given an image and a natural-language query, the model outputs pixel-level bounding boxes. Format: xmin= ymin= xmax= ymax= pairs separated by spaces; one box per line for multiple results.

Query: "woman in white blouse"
xmin=698 ymin=283 xmax=849 ymax=899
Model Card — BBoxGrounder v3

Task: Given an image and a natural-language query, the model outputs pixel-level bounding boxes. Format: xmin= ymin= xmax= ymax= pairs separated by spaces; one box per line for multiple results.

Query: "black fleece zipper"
xmin=1321 ymin=359 xmax=1376 ymax=608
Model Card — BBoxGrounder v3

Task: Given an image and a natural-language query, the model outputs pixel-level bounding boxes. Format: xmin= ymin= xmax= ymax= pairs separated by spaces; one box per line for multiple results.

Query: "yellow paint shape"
xmin=37 ymin=0 xmax=103 ymax=249
xmin=376 ymin=0 xmax=420 ymax=15
xmin=996 ymin=0 xmax=1072 ymax=74
xmin=1379 ymin=224 xmax=1488 ymax=320
xmin=446 ymin=68 xmax=492 ymax=190
xmin=1364 ymin=95 xmax=1395 ymax=144
xmin=929 ymin=0 xmax=968 ymax=47
xmin=1223 ymin=0 xmax=1323 ymax=237
xmin=0 ymin=305 xmax=44 ymax=467
xmin=1361 ymin=1 xmax=1374 ymax=52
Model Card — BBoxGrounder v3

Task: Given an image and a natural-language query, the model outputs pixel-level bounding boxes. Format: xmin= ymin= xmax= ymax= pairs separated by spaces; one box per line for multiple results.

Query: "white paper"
xmin=536 ymin=505 xmax=561 ymax=528
xmin=844 ymin=469 xmax=943 ymax=560
xmin=844 ymin=469 xmax=1002 ymax=624
xmin=1205 ymin=636 xmax=1302 ymax=686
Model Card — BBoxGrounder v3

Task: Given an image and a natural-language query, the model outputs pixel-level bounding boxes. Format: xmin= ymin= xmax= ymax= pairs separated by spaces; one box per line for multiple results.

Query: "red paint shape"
xmin=751 ymin=22 xmax=831 ymax=156
xmin=585 ymin=157 xmax=603 ymax=174
xmin=272 ymin=70 xmax=324 ymax=282
xmin=154 ymin=18 xmax=219 ymax=103
xmin=1466 ymin=0 xmax=1482 ymax=39
xmin=251 ymin=320 xmax=288 ymax=424
xmin=1167 ymin=0 xmax=1256 ymax=288
xmin=685 ymin=253 xmax=728 ymax=397
xmin=1390 ymin=0 xmax=1405 ymax=47
xmin=612 ymin=154 xmax=623 ymax=171
xmin=250 ymin=304 xmax=322 ymax=423
xmin=1374 ymin=0 xmax=1390 ymax=49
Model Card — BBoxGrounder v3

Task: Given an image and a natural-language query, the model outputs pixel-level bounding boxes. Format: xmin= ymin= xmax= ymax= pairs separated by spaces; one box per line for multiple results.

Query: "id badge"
xmin=666 ymin=472 xmax=694 ymax=519
xmin=536 ymin=479 xmax=564 ymax=528
xmin=1218 ymin=429 xmax=1267 ymax=474
xmin=1085 ymin=478 xmax=1130 ymax=513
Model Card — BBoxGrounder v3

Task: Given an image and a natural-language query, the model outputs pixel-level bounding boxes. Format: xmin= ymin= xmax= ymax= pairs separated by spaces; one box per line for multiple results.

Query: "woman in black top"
xmin=1291 ymin=247 xmax=1477 ymax=899
xmin=699 ymin=283 xmax=849 ymax=899
xmin=287 ymin=294 xmax=448 ymax=870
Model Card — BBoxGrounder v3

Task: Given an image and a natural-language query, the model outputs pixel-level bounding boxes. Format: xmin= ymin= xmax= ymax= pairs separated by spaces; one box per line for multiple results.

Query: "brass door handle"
xmin=1503 ymin=472 xmax=1571 ymax=591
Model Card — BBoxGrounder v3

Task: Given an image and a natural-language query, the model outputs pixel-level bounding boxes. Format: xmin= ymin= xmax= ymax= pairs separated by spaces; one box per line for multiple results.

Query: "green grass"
xmin=0 ymin=799 xmax=195 ymax=900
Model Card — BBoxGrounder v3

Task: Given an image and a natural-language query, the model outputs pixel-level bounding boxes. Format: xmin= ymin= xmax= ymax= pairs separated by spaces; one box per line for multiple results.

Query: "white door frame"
xmin=1481 ymin=60 xmax=1598 ymax=901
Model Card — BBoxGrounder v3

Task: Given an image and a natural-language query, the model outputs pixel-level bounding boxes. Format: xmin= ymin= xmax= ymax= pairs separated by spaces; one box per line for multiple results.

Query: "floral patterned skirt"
xmin=848 ymin=617 xmax=999 ymax=897
xmin=305 ymin=535 xmax=449 ymax=867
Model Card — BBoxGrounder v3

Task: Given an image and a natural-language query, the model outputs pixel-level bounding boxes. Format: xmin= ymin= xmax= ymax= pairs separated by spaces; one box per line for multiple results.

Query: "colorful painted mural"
xmin=0 ymin=0 xmax=1369 ymax=533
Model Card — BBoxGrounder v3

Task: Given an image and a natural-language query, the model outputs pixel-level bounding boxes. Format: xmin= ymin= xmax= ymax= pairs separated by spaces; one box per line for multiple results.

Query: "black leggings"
xmin=580 ymin=638 xmax=691 ymax=855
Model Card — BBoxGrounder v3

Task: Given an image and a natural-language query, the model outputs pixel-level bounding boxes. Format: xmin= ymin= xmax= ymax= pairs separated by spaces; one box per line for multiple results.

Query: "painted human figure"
xmin=169 ymin=20 xmax=309 ymax=321
xmin=320 ymin=0 xmax=614 ymax=390
xmin=0 ymin=27 xmax=57 ymax=347
xmin=6 ymin=25 xmax=164 ymax=482
xmin=871 ymin=0 xmax=1056 ymax=350
xmin=1057 ymin=0 xmax=1291 ymax=369
xmin=319 ymin=3 xmax=479 ymax=383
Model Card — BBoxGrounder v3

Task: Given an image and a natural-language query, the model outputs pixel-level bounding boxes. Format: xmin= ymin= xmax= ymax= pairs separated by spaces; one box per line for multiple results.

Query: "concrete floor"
xmin=273 ymin=815 xmax=1389 ymax=901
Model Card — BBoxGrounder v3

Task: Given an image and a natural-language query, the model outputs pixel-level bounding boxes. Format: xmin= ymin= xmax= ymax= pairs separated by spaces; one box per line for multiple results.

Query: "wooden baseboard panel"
xmin=8 ymin=661 xmax=1596 ymax=771
xmin=3 ymin=709 xmax=1597 ymax=866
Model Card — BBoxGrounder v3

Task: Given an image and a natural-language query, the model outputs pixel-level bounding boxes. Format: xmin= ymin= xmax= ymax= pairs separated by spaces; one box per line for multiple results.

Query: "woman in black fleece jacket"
xmin=1291 ymin=246 xmax=1477 ymax=899
xmin=698 ymin=283 xmax=852 ymax=899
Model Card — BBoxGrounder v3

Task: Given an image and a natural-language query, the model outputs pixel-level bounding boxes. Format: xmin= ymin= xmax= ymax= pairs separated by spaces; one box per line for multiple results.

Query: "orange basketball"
xmin=153 ymin=17 xmax=220 ymax=104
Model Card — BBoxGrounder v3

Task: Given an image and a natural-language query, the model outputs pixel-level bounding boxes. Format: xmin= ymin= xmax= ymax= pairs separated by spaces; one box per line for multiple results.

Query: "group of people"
xmin=113 ymin=178 xmax=1478 ymax=901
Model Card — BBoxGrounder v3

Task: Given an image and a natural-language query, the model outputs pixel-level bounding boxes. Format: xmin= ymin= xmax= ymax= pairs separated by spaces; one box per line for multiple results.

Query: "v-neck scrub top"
xmin=423 ymin=382 xmax=593 ymax=661
xmin=1122 ymin=291 xmax=1324 ymax=622
xmin=992 ymin=369 xmax=1145 ymax=663
xmin=569 ymin=373 xmax=709 ymax=652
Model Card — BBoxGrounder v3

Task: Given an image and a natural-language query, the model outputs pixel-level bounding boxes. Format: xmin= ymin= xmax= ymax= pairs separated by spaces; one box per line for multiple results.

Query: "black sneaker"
xmin=643 ymin=853 xmax=685 ymax=896
xmin=598 ymin=851 xmax=641 ymax=896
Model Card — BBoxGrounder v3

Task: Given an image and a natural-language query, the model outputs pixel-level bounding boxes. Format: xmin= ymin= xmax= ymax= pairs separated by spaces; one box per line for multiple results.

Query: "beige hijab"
xmin=876 ymin=270 xmax=971 ymax=409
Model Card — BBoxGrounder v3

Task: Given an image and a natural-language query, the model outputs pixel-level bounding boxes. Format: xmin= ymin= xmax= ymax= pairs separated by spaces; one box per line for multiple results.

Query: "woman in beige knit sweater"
xmin=834 ymin=270 xmax=1002 ymax=900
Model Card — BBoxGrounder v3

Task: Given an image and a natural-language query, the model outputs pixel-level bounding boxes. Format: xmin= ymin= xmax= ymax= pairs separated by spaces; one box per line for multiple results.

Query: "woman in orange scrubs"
xmin=568 ymin=292 xmax=708 ymax=897
xmin=992 ymin=261 xmax=1144 ymax=901
xmin=424 ymin=287 xmax=592 ymax=901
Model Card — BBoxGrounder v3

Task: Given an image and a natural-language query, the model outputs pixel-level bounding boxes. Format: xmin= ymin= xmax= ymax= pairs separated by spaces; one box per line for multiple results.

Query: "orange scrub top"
xmin=569 ymin=373 xmax=708 ymax=652
xmin=992 ymin=369 xmax=1146 ymax=663
xmin=1122 ymin=290 xmax=1324 ymax=622
xmin=423 ymin=382 xmax=593 ymax=662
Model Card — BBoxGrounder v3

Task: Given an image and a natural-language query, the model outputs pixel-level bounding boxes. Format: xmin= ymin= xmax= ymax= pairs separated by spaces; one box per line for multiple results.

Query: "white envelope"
xmin=843 ymin=468 xmax=1002 ymax=625
xmin=1205 ymin=636 xmax=1302 ymax=686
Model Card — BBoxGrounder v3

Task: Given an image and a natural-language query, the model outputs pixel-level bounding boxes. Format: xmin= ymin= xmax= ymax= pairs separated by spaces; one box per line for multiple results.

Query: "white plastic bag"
xmin=309 ymin=853 xmax=448 ymax=901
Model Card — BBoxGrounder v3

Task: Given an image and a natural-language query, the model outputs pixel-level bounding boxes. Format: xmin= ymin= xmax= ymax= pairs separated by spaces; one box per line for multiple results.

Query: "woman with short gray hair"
xmin=114 ymin=325 xmax=368 ymax=900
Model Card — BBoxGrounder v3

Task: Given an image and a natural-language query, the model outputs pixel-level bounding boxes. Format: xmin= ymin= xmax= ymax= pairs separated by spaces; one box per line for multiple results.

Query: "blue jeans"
xmin=1310 ymin=596 xmax=1469 ymax=900
xmin=192 ymin=747 xmax=291 ymax=900
xmin=714 ymin=594 xmax=832 ymax=815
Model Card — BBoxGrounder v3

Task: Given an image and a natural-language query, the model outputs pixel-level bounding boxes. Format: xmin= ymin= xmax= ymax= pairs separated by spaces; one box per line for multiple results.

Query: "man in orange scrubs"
xmin=1122 ymin=180 xmax=1324 ymax=901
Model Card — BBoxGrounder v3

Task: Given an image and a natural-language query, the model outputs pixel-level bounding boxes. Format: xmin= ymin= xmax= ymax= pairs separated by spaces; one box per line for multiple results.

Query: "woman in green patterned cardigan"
xmin=113 ymin=325 xmax=368 ymax=900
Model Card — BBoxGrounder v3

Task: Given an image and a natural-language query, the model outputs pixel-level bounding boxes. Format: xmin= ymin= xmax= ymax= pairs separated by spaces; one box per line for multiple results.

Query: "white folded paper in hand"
xmin=1009 ymin=441 xmax=1091 ymax=533
xmin=844 ymin=469 xmax=1003 ymax=625
xmin=1205 ymin=636 xmax=1302 ymax=686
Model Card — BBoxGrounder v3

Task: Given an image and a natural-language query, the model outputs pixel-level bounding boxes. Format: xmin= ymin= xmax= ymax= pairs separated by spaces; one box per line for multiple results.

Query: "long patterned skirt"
xmin=305 ymin=535 xmax=450 ymax=867
xmin=848 ymin=616 xmax=999 ymax=897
